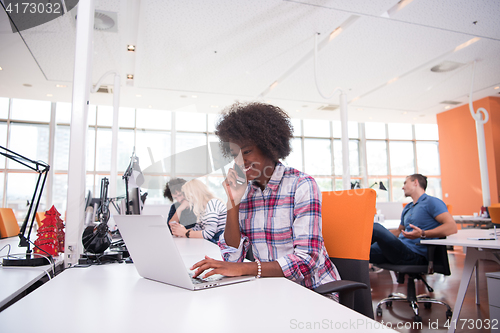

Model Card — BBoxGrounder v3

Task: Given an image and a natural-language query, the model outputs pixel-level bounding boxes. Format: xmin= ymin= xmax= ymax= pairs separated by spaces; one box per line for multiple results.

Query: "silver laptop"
xmin=113 ymin=215 xmax=255 ymax=290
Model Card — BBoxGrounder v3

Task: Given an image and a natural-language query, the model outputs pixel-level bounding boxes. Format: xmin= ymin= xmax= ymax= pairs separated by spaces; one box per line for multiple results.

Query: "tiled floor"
xmin=369 ymin=247 xmax=499 ymax=332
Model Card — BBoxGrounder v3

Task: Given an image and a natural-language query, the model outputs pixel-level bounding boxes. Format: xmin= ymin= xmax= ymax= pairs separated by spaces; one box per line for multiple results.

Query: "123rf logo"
xmin=2 ymin=0 xmax=79 ymax=32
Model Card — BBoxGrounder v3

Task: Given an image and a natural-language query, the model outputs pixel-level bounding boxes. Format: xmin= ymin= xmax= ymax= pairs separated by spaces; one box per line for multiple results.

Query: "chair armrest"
xmin=314 ymin=280 xmax=367 ymax=295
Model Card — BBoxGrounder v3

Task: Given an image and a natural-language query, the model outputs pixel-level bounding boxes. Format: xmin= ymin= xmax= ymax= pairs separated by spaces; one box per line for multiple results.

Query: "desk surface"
xmin=0 ymin=236 xmax=60 ymax=309
xmin=421 ymin=228 xmax=500 ymax=249
xmin=421 ymin=228 xmax=500 ymax=333
xmin=0 ymin=238 xmax=394 ymax=332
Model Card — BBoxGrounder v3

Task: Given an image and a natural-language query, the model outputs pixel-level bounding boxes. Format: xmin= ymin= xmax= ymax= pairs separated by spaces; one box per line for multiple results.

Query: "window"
xmin=333 ymin=139 xmax=360 ymax=176
xmin=0 ymin=98 xmax=443 ymax=218
xmin=366 ymin=141 xmax=387 ymax=175
xmin=303 ymin=119 xmax=330 ymax=137
xmin=304 ymin=138 xmax=332 ymax=176
xmin=389 ymin=141 xmax=415 ymax=175
xmin=365 ymin=122 xmax=386 ymax=139
xmin=416 ymin=142 xmax=440 ymax=176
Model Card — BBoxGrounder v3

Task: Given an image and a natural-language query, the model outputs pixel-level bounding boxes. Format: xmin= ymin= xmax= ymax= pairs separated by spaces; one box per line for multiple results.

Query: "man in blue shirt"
xmin=370 ymin=174 xmax=457 ymax=265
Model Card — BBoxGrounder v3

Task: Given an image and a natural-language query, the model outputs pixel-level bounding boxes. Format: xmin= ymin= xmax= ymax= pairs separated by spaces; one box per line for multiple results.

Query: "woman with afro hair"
xmin=191 ymin=102 xmax=340 ymax=290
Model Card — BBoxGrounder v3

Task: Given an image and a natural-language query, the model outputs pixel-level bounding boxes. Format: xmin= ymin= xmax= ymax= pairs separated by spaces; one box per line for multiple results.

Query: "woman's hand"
xmin=191 ymin=255 xmax=247 ymax=278
xmin=170 ymin=221 xmax=187 ymax=237
xmin=177 ymin=199 xmax=190 ymax=213
xmin=223 ymin=164 xmax=248 ymax=208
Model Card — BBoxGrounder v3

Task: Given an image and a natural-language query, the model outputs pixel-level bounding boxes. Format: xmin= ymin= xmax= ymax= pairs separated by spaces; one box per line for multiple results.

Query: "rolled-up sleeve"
xmin=218 ymin=232 xmax=250 ymax=262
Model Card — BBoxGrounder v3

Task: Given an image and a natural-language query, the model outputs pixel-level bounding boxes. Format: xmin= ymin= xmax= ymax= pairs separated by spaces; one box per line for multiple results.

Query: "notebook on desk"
xmin=113 ymin=215 xmax=254 ymax=290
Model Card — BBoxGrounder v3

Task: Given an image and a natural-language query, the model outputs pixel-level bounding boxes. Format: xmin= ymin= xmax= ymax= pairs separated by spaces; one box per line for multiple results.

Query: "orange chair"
xmin=0 ymin=208 xmax=20 ymax=238
xmin=314 ymin=188 xmax=376 ymax=318
xmin=36 ymin=212 xmax=46 ymax=227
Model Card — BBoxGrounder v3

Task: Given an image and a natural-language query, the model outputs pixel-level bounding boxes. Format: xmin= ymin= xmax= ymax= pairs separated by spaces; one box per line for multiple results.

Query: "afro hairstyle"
xmin=215 ymin=102 xmax=294 ymax=161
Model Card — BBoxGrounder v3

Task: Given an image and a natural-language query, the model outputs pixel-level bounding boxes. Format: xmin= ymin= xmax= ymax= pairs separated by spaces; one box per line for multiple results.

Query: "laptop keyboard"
xmin=189 ymin=272 xmax=224 ymax=284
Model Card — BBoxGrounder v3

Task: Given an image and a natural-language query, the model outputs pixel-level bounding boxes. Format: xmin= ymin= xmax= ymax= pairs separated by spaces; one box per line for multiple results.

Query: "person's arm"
xmin=169 ymin=200 xmax=189 ymax=223
xmin=402 ymin=212 xmax=457 ymax=239
xmin=274 ymin=177 xmax=331 ymax=285
xmin=196 ymin=199 xmax=224 ymax=240
xmin=221 ymin=165 xmax=247 ymax=248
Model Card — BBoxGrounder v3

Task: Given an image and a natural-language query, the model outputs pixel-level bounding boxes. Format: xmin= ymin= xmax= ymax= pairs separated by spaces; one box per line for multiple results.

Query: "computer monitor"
xmin=127 ymin=187 xmax=142 ymax=215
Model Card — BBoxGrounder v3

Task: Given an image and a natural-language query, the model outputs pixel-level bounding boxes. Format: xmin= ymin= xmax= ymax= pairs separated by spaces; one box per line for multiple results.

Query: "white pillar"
xmin=64 ymin=0 xmax=94 ymax=268
xmin=469 ymin=62 xmax=491 ymax=208
xmin=340 ymin=92 xmax=350 ymax=190
xmin=109 ymin=74 xmax=120 ymax=197
xmin=475 ymin=114 xmax=491 ymax=207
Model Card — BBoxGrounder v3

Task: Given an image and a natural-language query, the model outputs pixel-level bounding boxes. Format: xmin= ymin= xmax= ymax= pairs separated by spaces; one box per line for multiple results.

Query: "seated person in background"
xmin=170 ymin=179 xmax=227 ymax=244
xmin=370 ymin=174 xmax=457 ymax=266
xmin=163 ymin=178 xmax=197 ymax=228
xmin=191 ymin=102 xmax=340 ymax=290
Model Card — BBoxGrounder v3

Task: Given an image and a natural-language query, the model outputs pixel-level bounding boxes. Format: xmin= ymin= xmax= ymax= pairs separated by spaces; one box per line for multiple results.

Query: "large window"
xmin=0 ymin=98 xmax=442 ymax=222
xmin=365 ymin=122 xmax=441 ymax=201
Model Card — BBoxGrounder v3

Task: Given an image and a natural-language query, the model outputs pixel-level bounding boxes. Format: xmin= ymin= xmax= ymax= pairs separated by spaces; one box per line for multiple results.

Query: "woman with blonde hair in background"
xmin=170 ymin=179 xmax=227 ymax=244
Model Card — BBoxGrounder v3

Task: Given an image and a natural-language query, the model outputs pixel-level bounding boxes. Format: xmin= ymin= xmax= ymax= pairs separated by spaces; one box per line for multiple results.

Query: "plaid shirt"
xmin=219 ymin=163 xmax=340 ymax=289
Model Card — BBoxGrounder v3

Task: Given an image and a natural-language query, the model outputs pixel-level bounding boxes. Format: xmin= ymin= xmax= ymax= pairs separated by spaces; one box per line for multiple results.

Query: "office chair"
xmin=36 ymin=212 xmax=46 ymax=228
xmin=0 ymin=208 xmax=20 ymax=238
xmin=314 ymin=189 xmax=377 ymax=319
xmin=375 ymin=243 xmax=453 ymax=322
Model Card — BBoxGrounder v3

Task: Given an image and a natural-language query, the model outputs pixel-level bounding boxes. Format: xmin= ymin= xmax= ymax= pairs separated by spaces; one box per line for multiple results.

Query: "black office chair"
xmin=375 ymin=243 xmax=453 ymax=322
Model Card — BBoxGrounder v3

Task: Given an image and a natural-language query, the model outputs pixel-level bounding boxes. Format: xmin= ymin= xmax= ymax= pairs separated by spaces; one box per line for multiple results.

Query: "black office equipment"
xmin=0 ymin=145 xmax=50 ymax=267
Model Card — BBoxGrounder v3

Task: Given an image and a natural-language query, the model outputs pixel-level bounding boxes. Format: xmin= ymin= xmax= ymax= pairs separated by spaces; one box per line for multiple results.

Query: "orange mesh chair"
xmin=36 ymin=212 xmax=46 ymax=228
xmin=314 ymin=188 xmax=376 ymax=318
xmin=0 ymin=208 xmax=20 ymax=238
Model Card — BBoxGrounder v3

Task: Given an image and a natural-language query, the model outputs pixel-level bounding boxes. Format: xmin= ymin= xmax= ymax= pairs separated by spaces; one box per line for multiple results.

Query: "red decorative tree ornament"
xmin=34 ymin=206 xmax=65 ymax=256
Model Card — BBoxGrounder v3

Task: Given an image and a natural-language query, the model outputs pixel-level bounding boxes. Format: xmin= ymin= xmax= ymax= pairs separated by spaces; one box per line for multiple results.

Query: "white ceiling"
xmin=0 ymin=0 xmax=499 ymax=124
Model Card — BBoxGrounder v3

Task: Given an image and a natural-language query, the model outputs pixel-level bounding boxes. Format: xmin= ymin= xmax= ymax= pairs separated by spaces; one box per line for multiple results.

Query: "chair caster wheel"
xmin=414 ymin=315 xmax=422 ymax=322
xmin=385 ymin=301 xmax=392 ymax=308
xmin=424 ymin=302 xmax=432 ymax=309
xmin=446 ymin=310 xmax=453 ymax=320
xmin=376 ymin=307 xmax=383 ymax=317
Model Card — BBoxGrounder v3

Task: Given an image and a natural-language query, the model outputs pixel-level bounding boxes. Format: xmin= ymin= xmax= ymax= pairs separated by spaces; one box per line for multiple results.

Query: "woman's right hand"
xmin=223 ymin=164 xmax=247 ymax=208
xmin=177 ymin=199 xmax=189 ymax=213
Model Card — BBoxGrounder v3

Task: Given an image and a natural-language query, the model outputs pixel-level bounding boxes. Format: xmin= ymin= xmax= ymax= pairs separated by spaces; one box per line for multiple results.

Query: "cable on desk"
xmin=0 ymin=244 xmax=12 ymax=263
xmin=28 ymin=239 xmax=56 ymax=277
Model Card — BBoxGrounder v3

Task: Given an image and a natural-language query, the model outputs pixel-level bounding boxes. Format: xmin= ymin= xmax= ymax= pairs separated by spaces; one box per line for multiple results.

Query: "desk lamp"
xmin=370 ymin=181 xmax=387 ymax=191
xmin=0 ymin=145 xmax=50 ymax=266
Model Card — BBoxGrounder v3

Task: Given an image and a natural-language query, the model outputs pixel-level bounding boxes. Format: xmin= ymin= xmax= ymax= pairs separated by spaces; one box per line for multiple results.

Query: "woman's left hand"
xmin=191 ymin=256 xmax=246 ymax=278
xmin=170 ymin=221 xmax=187 ymax=237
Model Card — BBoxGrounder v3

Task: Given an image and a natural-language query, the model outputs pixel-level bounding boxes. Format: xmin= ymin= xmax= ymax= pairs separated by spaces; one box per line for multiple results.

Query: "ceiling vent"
xmin=95 ymin=86 xmax=113 ymax=94
xmin=317 ymin=104 xmax=339 ymax=111
xmin=75 ymin=10 xmax=118 ymax=32
xmin=440 ymin=100 xmax=461 ymax=105
xmin=431 ymin=61 xmax=464 ymax=73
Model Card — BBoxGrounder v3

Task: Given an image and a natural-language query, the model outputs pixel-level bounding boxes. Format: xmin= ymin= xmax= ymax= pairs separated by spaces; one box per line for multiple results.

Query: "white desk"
xmin=377 ymin=219 xmax=401 ymax=230
xmin=0 ymin=238 xmax=395 ymax=332
xmin=0 ymin=237 xmax=61 ymax=310
xmin=422 ymin=229 xmax=500 ymax=333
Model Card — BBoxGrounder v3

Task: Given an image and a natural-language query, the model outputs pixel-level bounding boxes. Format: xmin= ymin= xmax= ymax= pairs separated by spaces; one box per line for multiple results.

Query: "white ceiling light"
xmin=454 ymin=37 xmax=481 ymax=52
xmin=495 ymin=86 xmax=499 ymax=90
xmin=0 ymin=66 xmax=3 ymax=70
xmin=127 ymin=45 xmax=136 ymax=52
